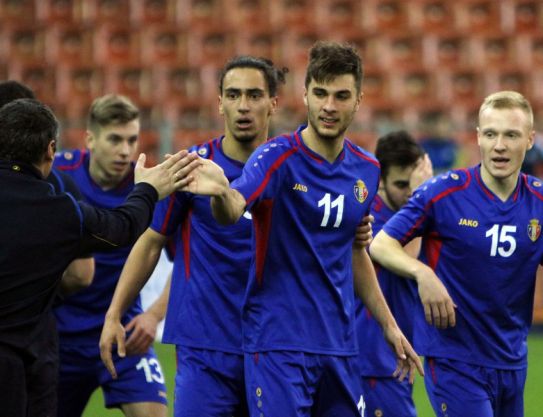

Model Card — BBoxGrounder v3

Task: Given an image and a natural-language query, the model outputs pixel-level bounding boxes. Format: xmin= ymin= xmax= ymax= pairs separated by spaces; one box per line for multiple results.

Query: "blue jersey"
xmin=356 ymin=194 xmax=418 ymax=377
xmin=232 ymin=125 xmax=380 ymax=355
xmin=53 ymin=150 xmax=141 ymax=344
xmin=151 ymin=137 xmax=252 ymax=354
xmin=384 ymin=165 xmax=543 ymax=369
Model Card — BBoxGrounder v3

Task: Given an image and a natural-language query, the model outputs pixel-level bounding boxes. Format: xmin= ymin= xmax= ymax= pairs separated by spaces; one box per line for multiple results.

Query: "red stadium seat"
xmin=0 ymin=0 xmax=36 ymax=25
xmin=35 ymin=0 xmax=83 ymax=24
xmin=81 ymin=0 xmax=131 ymax=24
xmin=44 ymin=24 xmax=94 ymax=67
xmin=103 ymin=65 xmax=153 ymax=106
xmin=0 ymin=25 xmax=46 ymax=65
xmin=362 ymin=0 xmax=408 ymax=33
xmin=93 ymin=25 xmax=141 ymax=66
xmin=269 ymin=0 xmax=316 ymax=31
xmin=141 ymin=25 xmax=188 ymax=67
xmin=409 ymin=0 xmax=456 ymax=34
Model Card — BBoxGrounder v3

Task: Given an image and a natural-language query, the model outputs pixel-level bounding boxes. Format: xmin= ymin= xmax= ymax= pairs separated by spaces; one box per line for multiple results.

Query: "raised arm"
xmin=352 ymin=244 xmax=423 ymax=383
xmin=370 ymin=230 xmax=456 ymax=329
xmin=99 ymin=227 xmax=167 ymax=378
xmin=79 ymin=151 xmax=197 ymax=253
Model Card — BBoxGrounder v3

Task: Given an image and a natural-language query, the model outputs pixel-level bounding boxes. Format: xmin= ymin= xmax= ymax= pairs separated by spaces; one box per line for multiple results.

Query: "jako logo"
xmin=458 ymin=218 xmax=478 ymax=227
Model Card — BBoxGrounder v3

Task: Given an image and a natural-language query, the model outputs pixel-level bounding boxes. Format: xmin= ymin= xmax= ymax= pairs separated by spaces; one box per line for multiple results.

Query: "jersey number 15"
xmin=486 ymin=224 xmax=517 ymax=257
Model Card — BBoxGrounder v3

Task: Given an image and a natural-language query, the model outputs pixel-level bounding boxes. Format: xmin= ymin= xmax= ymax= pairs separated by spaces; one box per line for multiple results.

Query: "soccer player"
xmin=356 ymin=131 xmax=432 ymax=417
xmin=54 ymin=95 xmax=168 ymax=417
xmin=100 ymin=55 xmax=287 ymax=416
xmin=176 ymin=41 xmax=423 ymax=416
xmin=370 ymin=90 xmax=541 ymax=417
xmin=0 ymin=98 xmax=193 ymax=417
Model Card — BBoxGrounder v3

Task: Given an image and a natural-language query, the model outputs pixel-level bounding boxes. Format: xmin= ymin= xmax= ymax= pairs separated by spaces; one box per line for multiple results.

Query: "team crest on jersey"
xmin=354 ymin=179 xmax=368 ymax=203
xmin=450 ymin=173 xmax=459 ymax=180
xmin=528 ymin=219 xmax=541 ymax=242
xmin=197 ymin=147 xmax=207 ymax=156
xmin=533 ymin=180 xmax=542 ymax=187
xmin=63 ymin=151 xmax=73 ymax=160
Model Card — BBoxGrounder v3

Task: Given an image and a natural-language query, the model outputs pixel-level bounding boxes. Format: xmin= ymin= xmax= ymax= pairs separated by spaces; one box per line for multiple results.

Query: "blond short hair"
xmin=479 ymin=91 xmax=533 ymax=129
xmin=87 ymin=94 xmax=139 ymax=134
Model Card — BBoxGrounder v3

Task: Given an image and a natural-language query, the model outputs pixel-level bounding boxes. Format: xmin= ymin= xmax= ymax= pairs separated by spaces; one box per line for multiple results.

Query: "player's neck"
xmin=222 ymin=133 xmax=263 ymax=163
xmin=88 ymin=160 xmax=125 ymax=191
xmin=300 ymin=125 xmax=344 ymax=163
xmin=480 ymin=166 xmax=519 ymax=202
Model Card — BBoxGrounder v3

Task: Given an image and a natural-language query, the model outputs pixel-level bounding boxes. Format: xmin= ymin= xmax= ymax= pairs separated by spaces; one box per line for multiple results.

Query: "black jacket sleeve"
xmin=78 ymin=182 xmax=159 ymax=253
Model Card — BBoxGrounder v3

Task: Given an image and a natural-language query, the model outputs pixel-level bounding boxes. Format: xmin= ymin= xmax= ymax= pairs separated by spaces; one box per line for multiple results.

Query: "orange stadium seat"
xmin=269 ymin=0 xmax=316 ymax=30
xmin=137 ymin=130 xmax=161 ymax=166
xmin=409 ymin=0 xmax=456 ymax=34
xmin=176 ymin=0 xmax=224 ymax=28
xmin=512 ymin=1 xmax=542 ymax=33
xmin=454 ymin=0 xmax=504 ymax=34
xmin=103 ymin=65 xmax=153 ymax=106
xmin=152 ymin=66 xmax=204 ymax=104
xmin=379 ymin=33 xmax=425 ymax=72
xmin=185 ymin=27 xmax=235 ymax=68
xmin=223 ymin=0 xmax=271 ymax=28
xmin=360 ymin=69 xmax=394 ymax=111
xmin=234 ymin=28 xmax=281 ymax=63
xmin=55 ymin=64 xmax=104 ymax=120
xmin=35 ymin=0 xmax=83 ymax=24
xmin=93 ymin=25 xmax=141 ymax=66
xmin=7 ymin=62 xmax=57 ymax=107
xmin=423 ymin=33 xmax=472 ymax=70
xmin=80 ymin=0 xmax=131 ymax=24
xmin=130 ymin=0 xmax=176 ymax=25
xmin=141 ymin=25 xmax=188 ymax=67
xmin=315 ymin=0 xmax=362 ymax=33
xmin=44 ymin=24 xmax=94 ymax=67
xmin=279 ymin=28 xmax=319 ymax=66
xmin=0 ymin=25 xmax=46 ymax=65
xmin=361 ymin=0 xmax=408 ymax=33
xmin=0 ymin=0 xmax=36 ymax=24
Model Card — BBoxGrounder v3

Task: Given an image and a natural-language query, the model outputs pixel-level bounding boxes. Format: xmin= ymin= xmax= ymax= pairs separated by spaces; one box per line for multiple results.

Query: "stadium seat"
xmin=280 ymin=28 xmax=319 ymax=66
xmin=44 ymin=24 xmax=94 ymax=66
xmin=186 ymin=27 xmax=235 ymax=68
xmin=104 ymin=65 xmax=153 ymax=106
xmin=269 ymin=0 xmax=316 ymax=30
xmin=512 ymin=1 xmax=542 ymax=33
xmin=0 ymin=24 xmax=45 ymax=65
xmin=177 ymin=0 xmax=224 ymax=29
xmin=7 ymin=62 xmax=57 ymax=106
xmin=234 ymin=28 xmax=280 ymax=63
xmin=0 ymin=0 xmax=36 ymax=24
xmin=380 ymin=34 xmax=425 ymax=72
xmin=80 ymin=0 xmax=131 ymax=24
xmin=315 ymin=0 xmax=362 ymax=33
xmin=130 ymin=0 xmax=176 ymax=25
xmin=224 ymin=0 xmax=271 ymax=28
xmin=152 ymin=65 xmax=204 ymax=104
xmin=408 ymin=0 xmax=456 ymax=34
xmin=141 ymin=25 xmax=188 ymax=67
xmin=454 ymin=0 xmax=503 ymax=34
xmin=35 ymin=0 xmax=83 ymax=24
xmin=423 ymin=33 xmax=472 ymax=70
xmin=93 ymin=25 xmax=141 ymax=66
xmin=362 ymin=0 xmax=408 ymax=33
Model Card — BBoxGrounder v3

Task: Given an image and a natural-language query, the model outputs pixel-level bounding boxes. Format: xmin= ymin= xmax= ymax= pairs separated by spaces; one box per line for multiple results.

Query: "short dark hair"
xmin=375 ymin=130 xmax=424 ymax=179
xmin=0 ymin=99 xmax=59 ymax=165
xmin=304 ymin=41 xmax=363 ymax=93
xmin=0 ymin=80 xmax=36 ymax=109
xmin=87 ymin=94 xmax=140 ymax=134
xmin=218 ymin=55 xmax=288 ymax=97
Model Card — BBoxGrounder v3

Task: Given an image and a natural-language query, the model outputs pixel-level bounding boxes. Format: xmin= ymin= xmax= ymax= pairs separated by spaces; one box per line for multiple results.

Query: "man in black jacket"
xmin=0 ymin=98 xmax=195 ymax=417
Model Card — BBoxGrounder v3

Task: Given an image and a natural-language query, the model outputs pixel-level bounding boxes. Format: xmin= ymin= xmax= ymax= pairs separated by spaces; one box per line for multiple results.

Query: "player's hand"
xmin=354 ymin=214 xmax=374 ymax=247
xmin=409 ymin=154 xmax=433 ymax=191
xmin=180 ymin=157 xmax=230 ymax=196
xmin=416 ymin=267 xmax=456 ymax=329
xmin=383 ymin=325 xmax=424 ymax=384
xmin=124 ymin=312 xmax=159 ymax=355
xmin=99 ymin=315 xmax=127 ymax=379
xmin=134 ymin=150 xmax=201 ymax=200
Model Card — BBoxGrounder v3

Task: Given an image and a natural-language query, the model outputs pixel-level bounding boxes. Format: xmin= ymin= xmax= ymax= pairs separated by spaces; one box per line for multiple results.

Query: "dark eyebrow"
xmin=247 ymin=88 xmax=265 ymax=95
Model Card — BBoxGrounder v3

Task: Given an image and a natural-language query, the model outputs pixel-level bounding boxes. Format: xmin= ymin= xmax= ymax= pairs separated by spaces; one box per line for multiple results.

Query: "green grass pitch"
xmin=82 ymin=333 xmax=543 ymax=416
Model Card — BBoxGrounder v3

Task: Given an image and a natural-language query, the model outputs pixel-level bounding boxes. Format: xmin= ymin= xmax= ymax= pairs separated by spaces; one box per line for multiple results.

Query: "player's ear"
xmin=303 ymin=88 xmax=308 ymax=107
xmin=85 ymin=130 xmax=94 ymax=149
xmin=218 ymin=95 xmax=224 ymax=115
xmin=269 ymin=96 xmax=278 ymax=115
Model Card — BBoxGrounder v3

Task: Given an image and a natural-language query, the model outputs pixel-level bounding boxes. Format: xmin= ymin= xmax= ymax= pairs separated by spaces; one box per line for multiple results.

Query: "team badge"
xmin=354 ymin=179 xmax=368 ymax=203
xmin=533 ymin=181 xmax=542 ymax=187
xmin=450 ymin=173 xmax=459 ymax=180
xmin=64 ymin=151 xmax=73 ymax=160
xmin=197 ymin=147 xmax=207 ymax=156
xmin=528 ymin=219 xmax=541 ymax=242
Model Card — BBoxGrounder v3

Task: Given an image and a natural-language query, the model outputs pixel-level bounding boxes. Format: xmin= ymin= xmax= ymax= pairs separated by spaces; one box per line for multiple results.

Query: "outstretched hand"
xmin=410 ymin=154 xmax=434 ymax=191
xmin=134 ymin=150 xmax=201 ymax=200
xmin=179 ymin=157 xmax=230 ymax=196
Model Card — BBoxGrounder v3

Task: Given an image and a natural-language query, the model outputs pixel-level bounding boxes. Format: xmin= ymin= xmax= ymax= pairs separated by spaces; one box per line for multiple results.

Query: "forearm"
xmin=80 ymin=183 xmax=158 ymax=253
xmin=369 ymin=230 xmax=431 ymax=282
xmin=106 ymin=229 xmax=165 ymax=320
xmin=59 ymin=257 xmax=95 ymax=296
xmin=145 ymin=272 xmax=172 ymax=322
xmin=353 ymin=246 xmax=397 ymax=331
xmin=210 ymin=188 xmax=247 ymax=225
